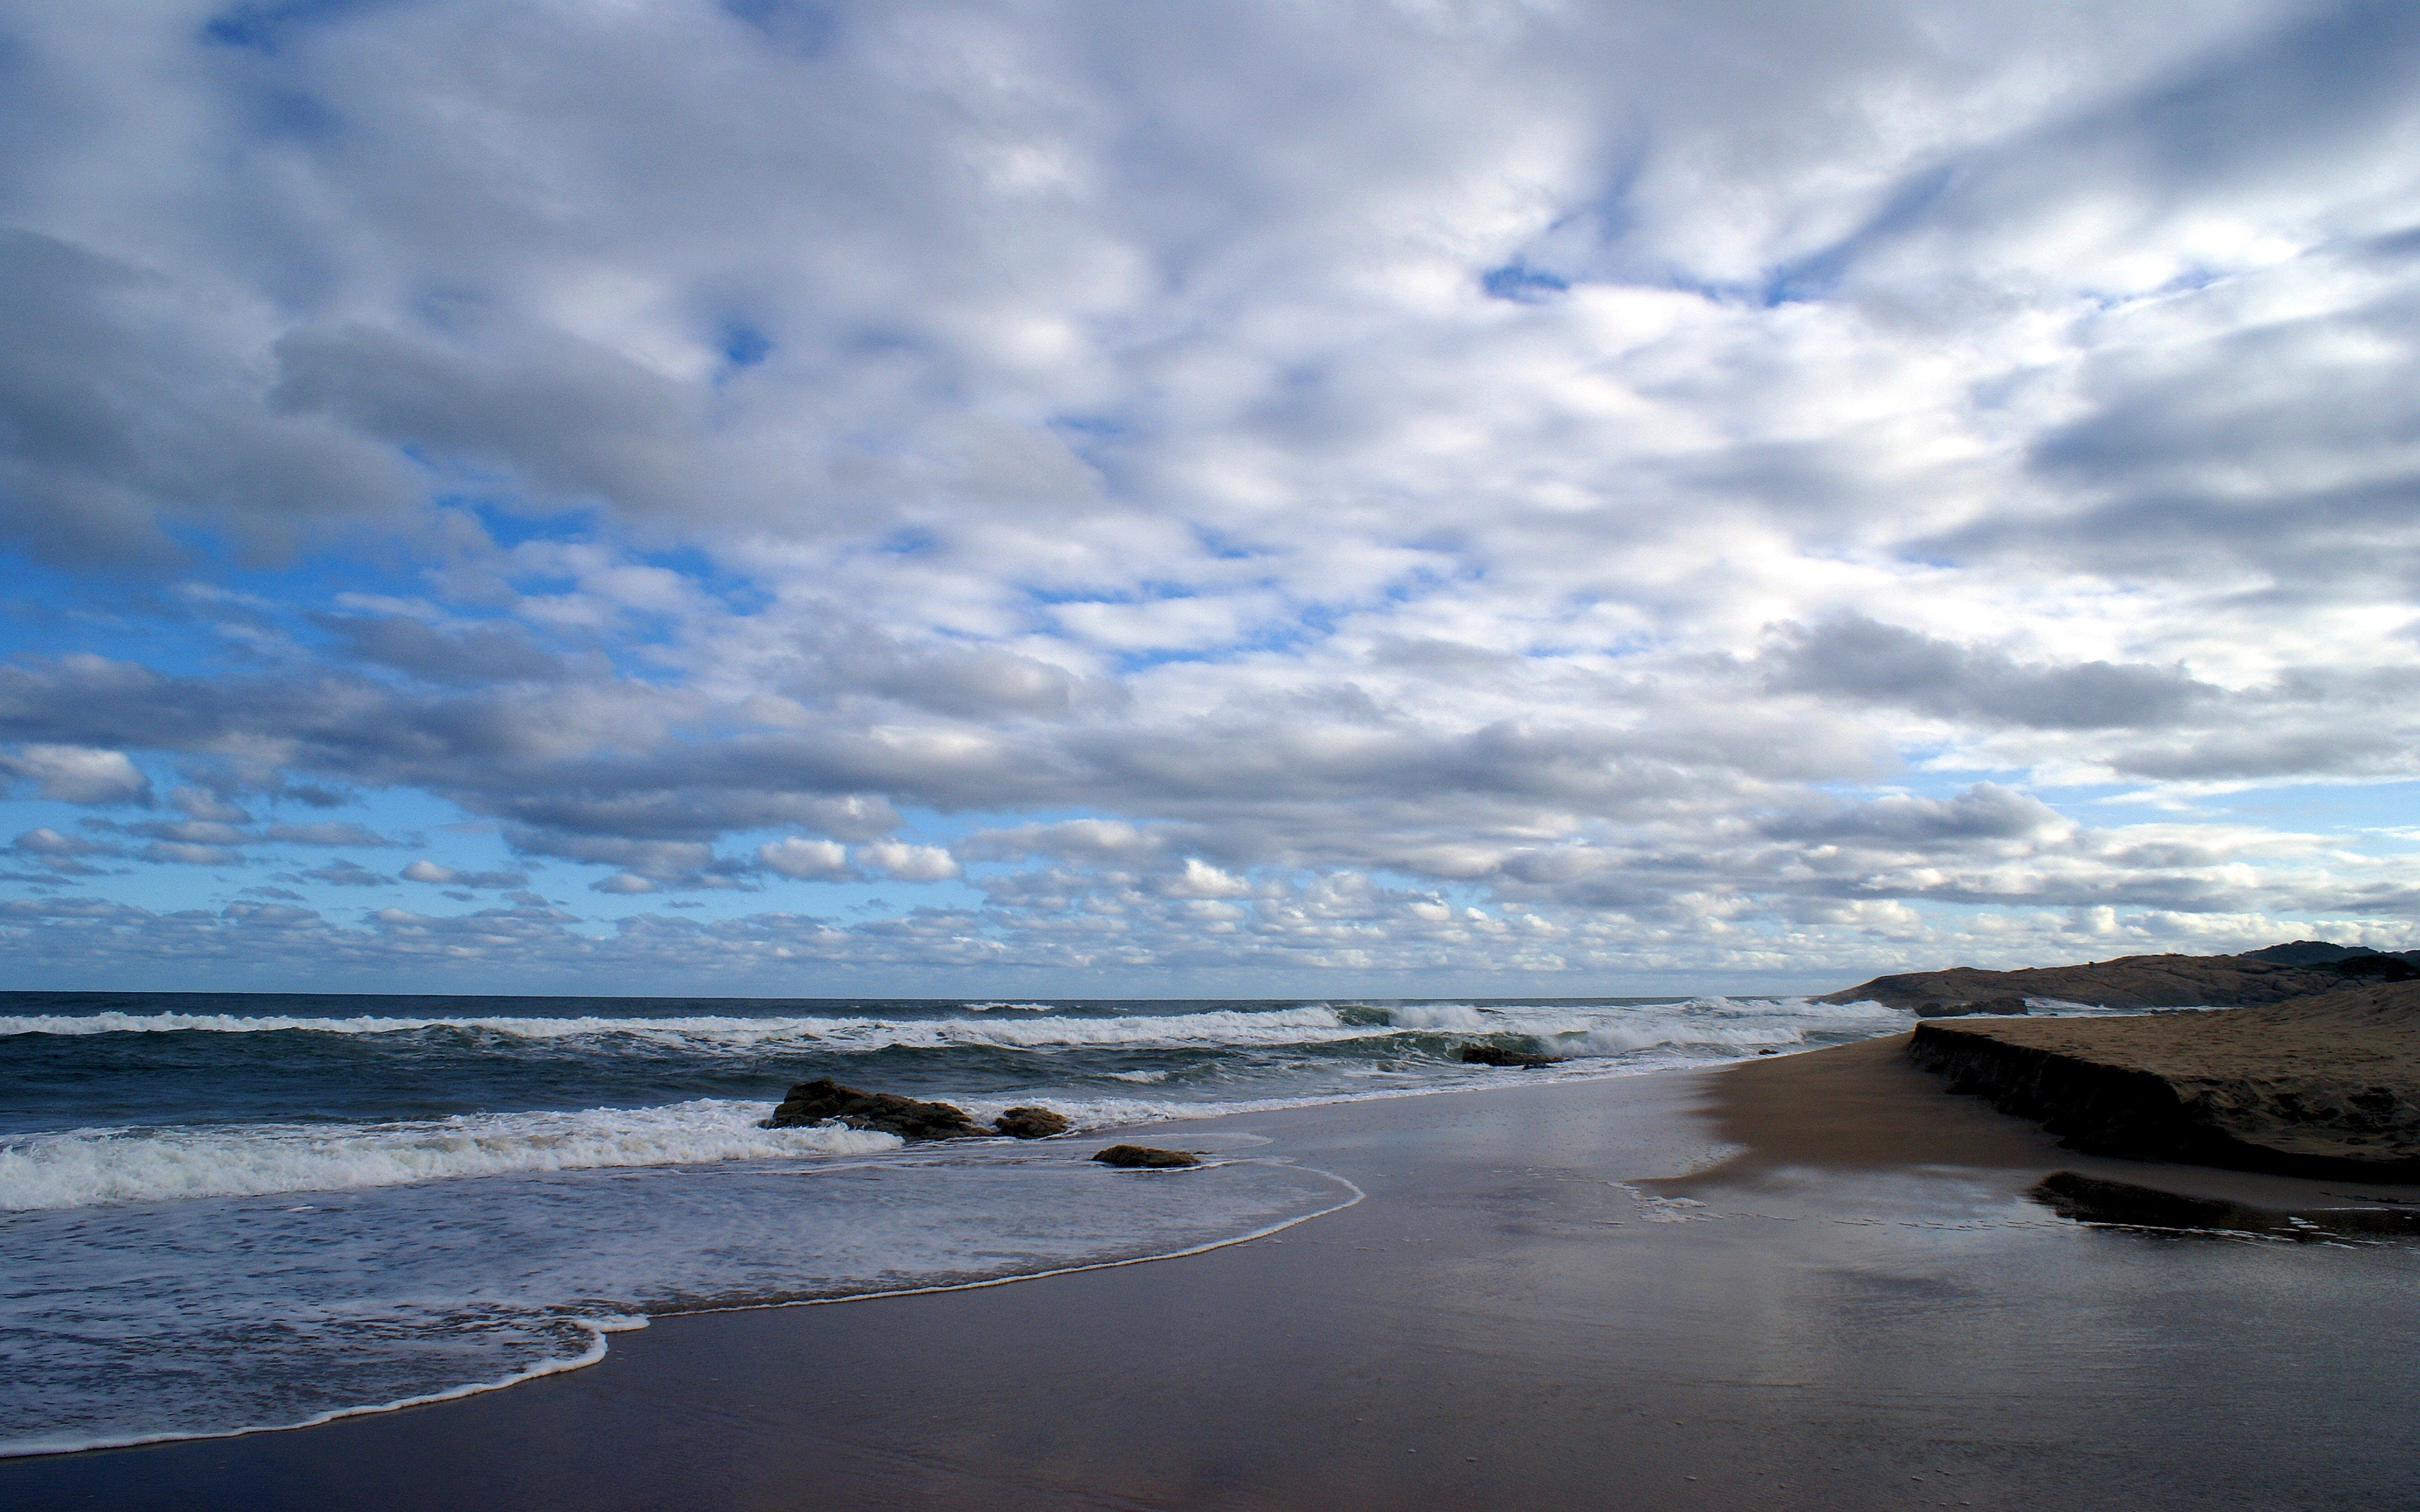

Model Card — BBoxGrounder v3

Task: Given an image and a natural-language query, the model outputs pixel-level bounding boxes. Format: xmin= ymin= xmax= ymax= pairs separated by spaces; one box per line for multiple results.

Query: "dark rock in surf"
xmin=1091 ymin=1144 xmax=1199 ymax=1168
xmin=763 ymin=1077 xmax=986 ymax=1140
xmin=1914 ymin=996 xmax=2030 ymax=1018
xmin=994 ymin=1106 xmax=1071 ymax=1139
xmin=1459 ymin=1045 xmax=1556 ymax=1068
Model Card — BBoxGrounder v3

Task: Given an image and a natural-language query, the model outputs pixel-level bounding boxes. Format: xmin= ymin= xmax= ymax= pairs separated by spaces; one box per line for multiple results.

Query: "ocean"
xmin=0 ymin=990 xmax=1909 ymax=1457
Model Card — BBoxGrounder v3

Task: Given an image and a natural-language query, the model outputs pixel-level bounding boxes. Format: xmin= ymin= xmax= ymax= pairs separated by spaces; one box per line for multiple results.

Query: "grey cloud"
xmin=298 ymin=858 xmax=388 ymax=887
xmin=826 ymin=634 xmax=1092 ymax=720
xmin=961 ymin=818 xmax=1169 ymax=865
xmin=482 ymin=782 xmax=906 ymax=845
xmin=510 ymin=829 xmax=756 ymax=890
xmin=12 ymin=826 xmax=123 ymax=860
xmin=1758 ymin=783 xmax=2068 ymax=846
xmin=142 ymin=842 xmax=242 ymax=866
xmin=6 ymin=827 xmax=121 ymax=878
xmin=1766 ymin=616 xmax=2211 ymax=730
xmin=2110 ymin=729 xmax=2414 ymax=784
xmin=312 ymin=614 xmax=566 ymax=686
xmin=1794 ymin=1 xmax=2420 ymax=302
xmin=109 ymin=818 xmax=249 ymax=845
xmin=261 ymin=821 xmax=401 ymax=847
xmin=272 ymin=324 xmax=701 ymax=519
xmin=168 ymin=786 xmax=251 ymax=822
xmin=0 ymin=231 xmax=416 ymax=565
xmin=73 ymin=812 xmax=401 ymax=854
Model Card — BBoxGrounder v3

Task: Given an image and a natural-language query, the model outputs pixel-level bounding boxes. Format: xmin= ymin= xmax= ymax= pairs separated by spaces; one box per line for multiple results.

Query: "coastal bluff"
xmin=1811 ymin=944 xmax=2410 ymax=1013
xmin=1906 ymin=980 xmax=2420 ymax=1180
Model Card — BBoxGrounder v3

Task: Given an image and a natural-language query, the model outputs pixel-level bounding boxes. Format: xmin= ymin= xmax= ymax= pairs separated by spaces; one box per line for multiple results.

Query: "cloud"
xmin=0 ymin=230 xmax=419 ymax=565
xmin=312 ymin=615 xmax=566 ymax=687
xmin=757 ymin=837 xmax=851 ymax=880
xmin=6 ymin=826 xmax=123 ymax=877
xmin=0 ymin=745 xmax=152 ymax=805
xmin=261 ymin=822 xmax=401 ymax=847
xmin=12 ymin=827 xmax=120 ymax=860
xmin=299 ymin=859 xmax=388 ymax=887
xmin=3 ymin=1 xmax=2419 ymax=987
xmin=858 ymin=840 xmax=961 ymax=882
xmin=168 ymin=786 xmax=250 ymax=822
xmin=143 ymin=842 xmax=242 ymax=866
xmin=400 ymin=858 xmax=530 ymax=889
xmin=1759 ymin=783 xmax=2071 ymax=847
xmin=1765 ymin=617 xmax=2211 ymax=730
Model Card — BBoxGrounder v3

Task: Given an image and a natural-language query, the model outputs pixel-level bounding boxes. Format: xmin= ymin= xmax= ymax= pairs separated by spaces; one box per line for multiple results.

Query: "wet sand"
xmin=11 ymin=1042 xmax=2420 ymax=1510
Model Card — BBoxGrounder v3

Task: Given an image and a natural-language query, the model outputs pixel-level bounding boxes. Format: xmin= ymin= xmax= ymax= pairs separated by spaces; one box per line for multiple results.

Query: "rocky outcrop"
xmin=764 ymin=1078 xmax=988 ymax=1140
xmin=764 ymin=1080 xmax=1079 ymax=1141
xmin=1091 ymin=1144 xmax=1199 ymax=1168
xmin=994 ymin=1106 xmax=1071 ymax=1139
xmin=1459 ymin=1045 xmax=1556 ymax=1068
xmin=1907 ymin=981 xmax=2420 ymax=1180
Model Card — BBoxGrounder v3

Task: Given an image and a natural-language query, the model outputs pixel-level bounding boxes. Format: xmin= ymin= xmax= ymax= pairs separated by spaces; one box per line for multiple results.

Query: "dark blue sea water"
xmin=1 ymin=990 xmax=1907 ymax=1456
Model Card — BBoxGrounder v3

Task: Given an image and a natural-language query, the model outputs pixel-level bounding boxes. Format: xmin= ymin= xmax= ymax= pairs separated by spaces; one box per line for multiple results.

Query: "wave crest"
xmin=0 ymin=1006 xmax=1358 ymax=1053
xmin=0 ymin=1101 xmax=899 ymax=1211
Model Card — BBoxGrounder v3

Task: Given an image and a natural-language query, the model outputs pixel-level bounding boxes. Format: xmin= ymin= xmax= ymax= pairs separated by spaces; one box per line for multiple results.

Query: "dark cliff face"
xmin=1905 ymin=981 xmax=2420 ymax=1180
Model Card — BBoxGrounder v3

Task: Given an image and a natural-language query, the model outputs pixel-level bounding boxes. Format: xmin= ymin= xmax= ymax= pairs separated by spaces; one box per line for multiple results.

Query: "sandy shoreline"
xmin=10 ymin=1042 xmax=2420 ymax=1510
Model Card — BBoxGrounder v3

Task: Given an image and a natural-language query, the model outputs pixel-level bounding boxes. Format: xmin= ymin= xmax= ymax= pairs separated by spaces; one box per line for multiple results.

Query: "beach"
xmin=11 ymin=1037 xmax=2419 ymax=1511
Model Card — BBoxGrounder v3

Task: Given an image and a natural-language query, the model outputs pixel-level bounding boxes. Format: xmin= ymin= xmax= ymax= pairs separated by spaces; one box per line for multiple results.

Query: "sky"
xmin=3 ymin=0 xmax=2419 ymax=998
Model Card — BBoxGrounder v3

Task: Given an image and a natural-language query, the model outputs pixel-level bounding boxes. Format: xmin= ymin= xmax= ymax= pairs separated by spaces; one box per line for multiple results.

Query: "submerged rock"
xmin=763 ymin=1077 xmax=986 ymax=1140
xmin=1091 ymin=1144 xmax=1199 ymax=1168
xmin=994 ymin=1106 xmax=1071 ymax=1139
xmin=1459 ymin=1045 xmax=1556 ymax=1068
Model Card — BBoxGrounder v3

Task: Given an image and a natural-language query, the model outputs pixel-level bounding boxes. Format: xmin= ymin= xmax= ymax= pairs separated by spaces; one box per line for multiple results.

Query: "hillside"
xmin=1816 ymin=945 xmax=2416 ymax=1013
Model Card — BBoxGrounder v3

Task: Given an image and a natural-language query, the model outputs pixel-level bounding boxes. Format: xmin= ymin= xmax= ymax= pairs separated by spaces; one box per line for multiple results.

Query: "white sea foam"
xmin=0 ymin=1005 xmax=1366 ymax=1052
xmin=0 ymin=1314 xmax=651 ymax=1460
xmin=0 ymin=999 xmax=1910 ymax=1062
xmin=1386 ymin=1003 xmax=1498 ymax=1029
xmin=1 ymin=1140 xmax=1355 ymax=1458
xmin=0 ymin=1100 xmax=899 ymax=1211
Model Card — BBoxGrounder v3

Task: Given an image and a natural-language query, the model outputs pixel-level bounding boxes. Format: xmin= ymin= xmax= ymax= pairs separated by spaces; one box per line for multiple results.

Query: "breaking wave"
xmin=0 ymin=1005 xmax=1362 ymax=1052
xmin=0 ymin=1100 xmax=899 ymax=1211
